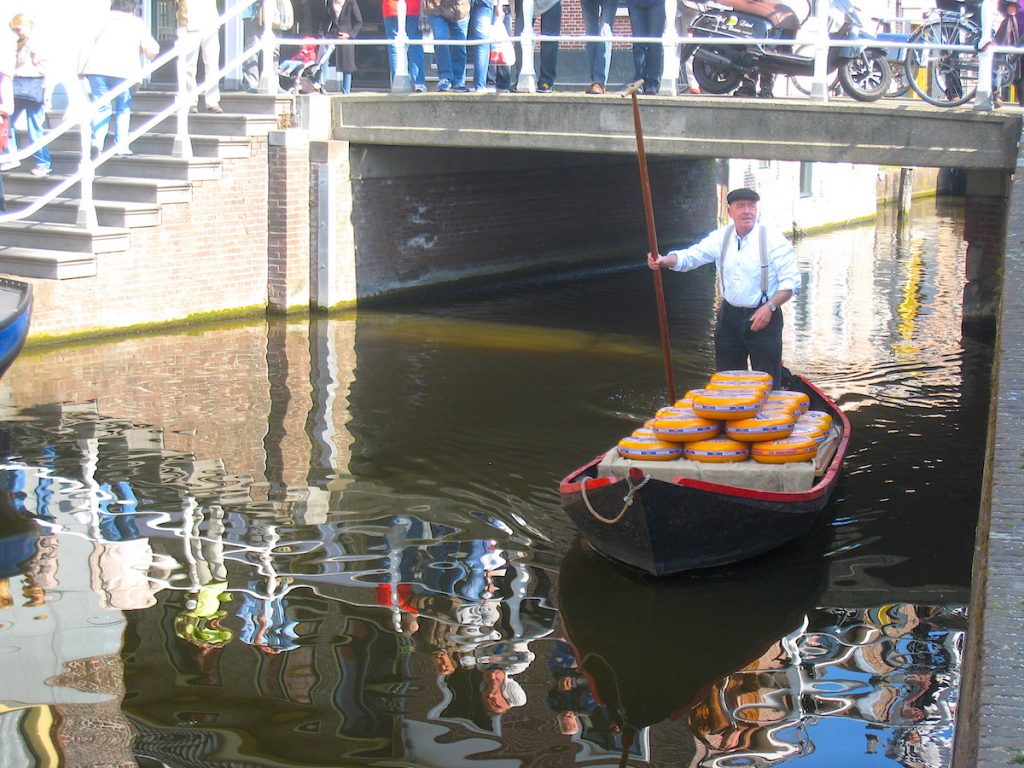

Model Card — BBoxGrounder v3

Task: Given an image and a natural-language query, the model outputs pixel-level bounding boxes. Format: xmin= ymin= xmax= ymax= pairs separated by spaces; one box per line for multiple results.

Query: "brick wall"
xmin=268 ymin=130 xmax=313 ymax=312
xmin=963 ymin=170 xmax=1012 ymax=333
xmin=349 ymin=146 xmax=716 ymax=297
xmin=556 ymin=0 xmax=635 ymax=51
xmin=26 ymin=142 xmax=271 ymax=339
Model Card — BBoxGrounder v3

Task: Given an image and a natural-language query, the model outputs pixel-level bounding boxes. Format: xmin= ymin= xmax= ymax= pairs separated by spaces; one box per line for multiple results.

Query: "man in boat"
xmin=647 ymin=187 xmax=800 ymax=387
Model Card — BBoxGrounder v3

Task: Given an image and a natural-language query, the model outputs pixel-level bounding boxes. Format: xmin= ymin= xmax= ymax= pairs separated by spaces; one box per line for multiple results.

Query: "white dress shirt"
xmin=665 ymin=222 xmax=800 ymax=309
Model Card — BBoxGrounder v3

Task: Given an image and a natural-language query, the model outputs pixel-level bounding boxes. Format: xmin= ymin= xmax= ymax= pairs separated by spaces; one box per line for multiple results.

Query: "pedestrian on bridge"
xmin=624 ymin=0 xmax=665 ymax=95
xmin=79 ymin=0 xmax=160 ymax=158
xmin=581 ymin=0 xmax=620 ymax=93
xmin=512 ymin=0 xmax=561 ymax=92
xmin=383 ymin=0 xmax=428 ymax=91
xmin=318 ymin=0 xmax=364 ymax=93
xmin=422 ymin=0 xmax=470 ymax=91
xmin=646 ymin=187 xmax=800 ymax=387
xmin=177 ymin=0 xmax=224 ymax=113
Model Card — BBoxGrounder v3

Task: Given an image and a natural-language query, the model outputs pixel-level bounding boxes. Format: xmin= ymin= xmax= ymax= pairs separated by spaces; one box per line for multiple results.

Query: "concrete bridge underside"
xmin=330 ymin=93 xmax=1022 ymax=171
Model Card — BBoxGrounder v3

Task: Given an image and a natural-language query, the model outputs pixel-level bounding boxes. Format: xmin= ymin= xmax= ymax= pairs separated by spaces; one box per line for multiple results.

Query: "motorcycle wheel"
xmin=692 ymin=46 xmax=745 ymax=95
xmin=838 ymin=50 xmax=892 ymax=102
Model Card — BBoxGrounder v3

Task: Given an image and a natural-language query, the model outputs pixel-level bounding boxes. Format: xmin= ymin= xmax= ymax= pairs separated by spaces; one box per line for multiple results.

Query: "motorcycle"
xmin=684 ymin=0 xmax=892 ymax=101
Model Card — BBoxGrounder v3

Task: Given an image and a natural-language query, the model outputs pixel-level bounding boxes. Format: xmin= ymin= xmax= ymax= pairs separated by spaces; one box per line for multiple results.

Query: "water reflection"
xmin=0 ymin=199 xmax=985 ymax=766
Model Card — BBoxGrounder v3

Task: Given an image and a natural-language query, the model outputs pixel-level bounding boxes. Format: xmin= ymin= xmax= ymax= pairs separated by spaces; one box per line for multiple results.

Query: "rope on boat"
xmin=581 ymin=473 xmax=650 ymax=525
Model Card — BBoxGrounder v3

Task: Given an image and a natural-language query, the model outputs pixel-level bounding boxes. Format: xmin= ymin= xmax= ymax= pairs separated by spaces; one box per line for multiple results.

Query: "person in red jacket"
xmin=383 ymin=0 xmax=427 ymax=91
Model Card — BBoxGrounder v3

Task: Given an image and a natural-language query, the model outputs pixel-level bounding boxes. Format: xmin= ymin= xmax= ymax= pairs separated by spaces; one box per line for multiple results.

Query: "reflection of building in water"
xmin=683 ymin=603 xmax=963 ymax=767
xmin=0 ymin=432 xmax=572 ymax=765
xmin=1 ymin=316 xmax=358 ymax=527
xmin=781 ymin=205 xmax=968 ymax=397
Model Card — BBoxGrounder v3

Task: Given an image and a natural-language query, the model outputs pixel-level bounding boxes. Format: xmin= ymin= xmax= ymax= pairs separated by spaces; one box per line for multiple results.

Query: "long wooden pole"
xmin=624 ymin=80 xmax=676 ymax=403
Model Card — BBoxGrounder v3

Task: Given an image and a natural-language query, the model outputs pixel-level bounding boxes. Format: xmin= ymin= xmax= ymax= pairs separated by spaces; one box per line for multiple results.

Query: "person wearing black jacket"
xmin=317 ymin=0 xmax=363 ymax=93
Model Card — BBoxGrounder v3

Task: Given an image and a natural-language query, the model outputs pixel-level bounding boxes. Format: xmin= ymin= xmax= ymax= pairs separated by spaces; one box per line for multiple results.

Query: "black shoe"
xmin=733 ymin=84 xmax=756 ymax=97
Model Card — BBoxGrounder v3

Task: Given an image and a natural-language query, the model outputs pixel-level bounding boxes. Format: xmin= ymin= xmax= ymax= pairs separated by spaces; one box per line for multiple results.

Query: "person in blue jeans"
xmin=513 ymin=0 xmax=561 ymax=92
xmin=580 ymin=0 xmax=619 ymax=93
xmin=465 ymin=0 xmax=495 ymax=91
xmin=383 ymin=0 xmax=428 ymax=91
xmin=423 ymin=0 xmax=470 ymax=91
xmin=9 ymin=15 xmax=52 ymax=176
xmin=624 ymin=0 xmax=665 ymax=94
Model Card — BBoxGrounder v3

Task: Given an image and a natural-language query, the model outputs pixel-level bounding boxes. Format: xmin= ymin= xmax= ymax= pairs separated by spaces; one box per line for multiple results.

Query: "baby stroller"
xmin=278 ymin=38 xmax=334 ymax=94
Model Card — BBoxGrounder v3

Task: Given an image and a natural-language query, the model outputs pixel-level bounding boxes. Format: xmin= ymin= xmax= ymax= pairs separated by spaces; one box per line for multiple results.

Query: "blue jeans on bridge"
xmin=513 ymin=0 xmax=561 ymax=88
xmin=429 ymin=14 xmax=469 ymax=88
xmin=384 ymin=15 xmax=427 ymax=89
xmin=468 ymin=0 xmax=496 ymax=90
xmin=627 ymin=2 xmax=665 ymax=94
xmin=85 ymin=75 xmax=133 ymax=153
xmin=10 ymin=98 xmax=52 ymax=172
xmin=581 ymin=0 xmax=619 ymax=86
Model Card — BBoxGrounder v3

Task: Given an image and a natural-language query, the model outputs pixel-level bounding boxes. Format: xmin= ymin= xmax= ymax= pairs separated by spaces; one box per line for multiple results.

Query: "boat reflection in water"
xmin=558 ymin=539 xmax=964 ymax=766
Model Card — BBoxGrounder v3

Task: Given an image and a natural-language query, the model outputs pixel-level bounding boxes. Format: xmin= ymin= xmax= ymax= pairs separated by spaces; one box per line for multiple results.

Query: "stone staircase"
xmin=0 ymin=92 xmax=292 ymax=281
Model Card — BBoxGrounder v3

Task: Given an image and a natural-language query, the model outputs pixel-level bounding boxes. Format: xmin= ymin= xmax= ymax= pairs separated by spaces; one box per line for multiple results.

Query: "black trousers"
xmin=714 ymin=302 xmax=784 ymax=387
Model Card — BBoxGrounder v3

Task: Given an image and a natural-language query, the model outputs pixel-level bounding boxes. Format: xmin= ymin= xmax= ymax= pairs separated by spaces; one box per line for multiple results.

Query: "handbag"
xmin=0 ymin=113 xmax=9 ymax=154
xmin=13 ymin=76 xmax=45 ymax=105
xmin=488 ymin=20 xmax=515 ymax=66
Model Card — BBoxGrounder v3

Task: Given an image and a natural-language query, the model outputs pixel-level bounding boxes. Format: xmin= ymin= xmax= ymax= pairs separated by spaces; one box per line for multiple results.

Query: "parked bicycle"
xmin=902 ymin=8 xmax=981 ymax=107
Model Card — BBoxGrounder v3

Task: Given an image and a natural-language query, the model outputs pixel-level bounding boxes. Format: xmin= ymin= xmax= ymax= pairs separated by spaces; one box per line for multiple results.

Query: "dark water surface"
xmin=0 ymin=199 xmax=987 ymax=767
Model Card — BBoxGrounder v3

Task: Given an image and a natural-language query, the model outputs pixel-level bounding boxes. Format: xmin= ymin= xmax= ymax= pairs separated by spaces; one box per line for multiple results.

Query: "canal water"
xmin=0 ymin=198 xmax=987 ymax=767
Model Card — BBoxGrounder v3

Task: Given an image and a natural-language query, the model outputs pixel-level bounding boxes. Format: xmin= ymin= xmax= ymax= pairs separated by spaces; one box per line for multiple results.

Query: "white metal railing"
xmin=0 ymin=0 xmax=1013 ymax=231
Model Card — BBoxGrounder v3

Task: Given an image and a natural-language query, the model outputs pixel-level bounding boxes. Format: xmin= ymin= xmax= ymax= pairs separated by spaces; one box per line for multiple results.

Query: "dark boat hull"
xmin=559 ymin=376 xmax=850 ymax=576
xmin=0 ymin=278 xmax=32 ymax=380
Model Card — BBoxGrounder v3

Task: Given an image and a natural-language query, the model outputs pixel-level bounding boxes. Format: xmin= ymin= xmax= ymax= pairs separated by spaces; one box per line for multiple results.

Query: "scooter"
xmin=683 ymin=0 xmax=892 ymax=101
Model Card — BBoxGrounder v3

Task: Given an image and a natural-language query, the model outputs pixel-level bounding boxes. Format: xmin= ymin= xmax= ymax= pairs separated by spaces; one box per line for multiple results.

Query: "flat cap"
xmin=727 ymin=187 xmax=760 ymax=204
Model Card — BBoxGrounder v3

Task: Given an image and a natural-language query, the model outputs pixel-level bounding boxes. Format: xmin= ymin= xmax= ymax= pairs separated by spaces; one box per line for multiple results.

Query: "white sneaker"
xmin=30 ymin=166 xmax=52 ymax=176
xmin=0 ymin=160 xmax=20 ymax=172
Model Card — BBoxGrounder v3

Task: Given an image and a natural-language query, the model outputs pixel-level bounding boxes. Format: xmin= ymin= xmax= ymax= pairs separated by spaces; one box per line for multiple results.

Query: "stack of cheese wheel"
xmin=690 ymin=388 xmax=764 ymax=421
xmin=616 ymin=371 xmax=827 ymax=464
xmin=684 ymin=436 xmax=750 ymax=463
xmin=652 ymin=407 xmax=720 ymax=443
xmin=725 ymin=409 xmax=797 ymax=442
xmin=617 ymin=433 xmax=685 ymax=461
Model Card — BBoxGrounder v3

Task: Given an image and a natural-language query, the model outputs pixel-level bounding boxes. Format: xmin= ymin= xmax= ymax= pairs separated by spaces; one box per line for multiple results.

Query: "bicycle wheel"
xmin=886 ymin=57 xmax=912 ymax=98
xmin=904 ymin=20 xmax=979 ymax=107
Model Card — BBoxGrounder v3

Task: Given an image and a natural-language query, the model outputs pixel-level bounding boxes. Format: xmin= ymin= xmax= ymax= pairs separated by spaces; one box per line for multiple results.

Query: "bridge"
xmin=329 ymin=92 xmax=1022 ymax=170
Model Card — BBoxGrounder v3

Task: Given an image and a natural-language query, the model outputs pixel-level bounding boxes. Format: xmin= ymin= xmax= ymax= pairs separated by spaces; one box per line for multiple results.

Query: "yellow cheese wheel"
xmin=760 ymin=401 xmax=802 ymax=417
xmin=800 ymin=411 xmax=834 ymax=430
xmin=673 ymin=398 xmax=694 ymax=410
xmin=790 ymin=420 xmax=830 ymax=443
xmin=690 ymin=389 xmax=764 ymax=421
xmin=707 ymin=380 xmax=772 ymax=394
xmin=632 ymin=426 xmax=657 ymax=439
xmin=651 ymin=410 xmax=721 ymax=443
xmin=725 ymin=411 xmax=797 ymax=442
xmin=765 ymin=390 xmax=811 ymax=414
xmin=617 ymin=435 xmax=685 ymax=461
xmin=751 ymin=435 xmax=819 ymax=464
xmin=683 ymin=437 xmax=751 ymax=463
xmin=711 ymin=370 xmax=773 ymax=385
